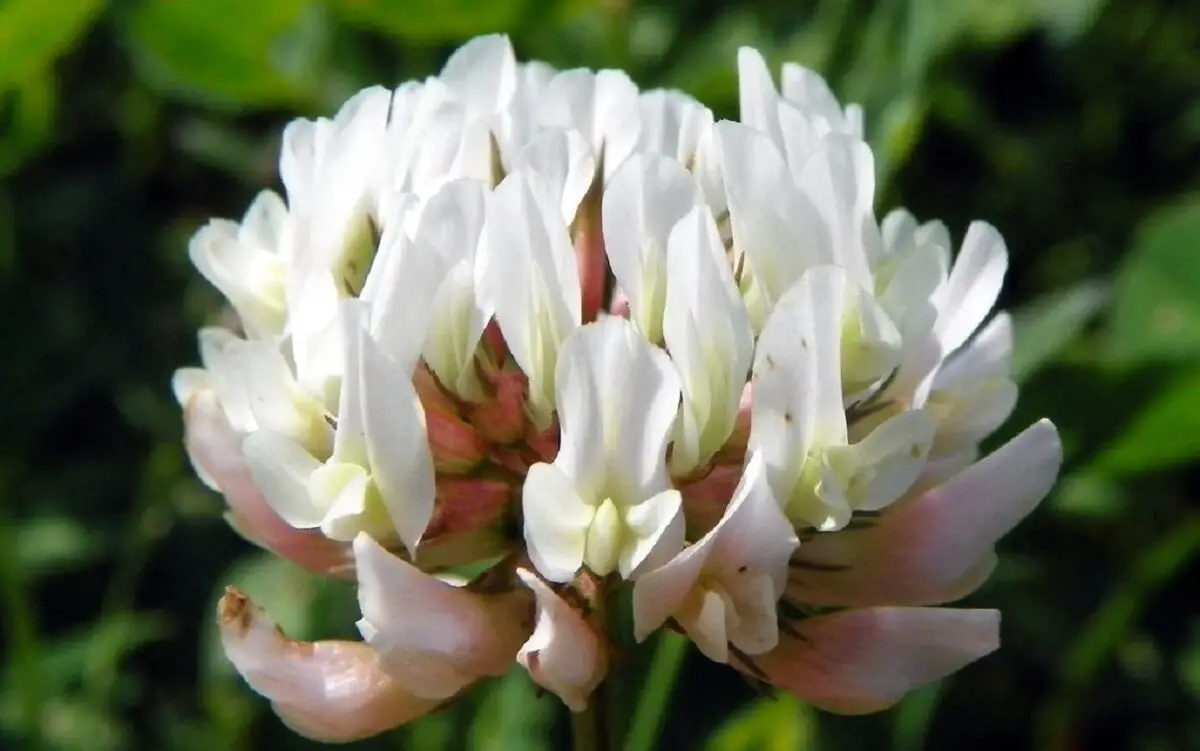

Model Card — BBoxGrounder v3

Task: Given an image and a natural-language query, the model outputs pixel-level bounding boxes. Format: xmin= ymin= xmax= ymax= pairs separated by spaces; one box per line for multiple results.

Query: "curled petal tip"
xmin=217 ymin=586 xmax=438 ymax=742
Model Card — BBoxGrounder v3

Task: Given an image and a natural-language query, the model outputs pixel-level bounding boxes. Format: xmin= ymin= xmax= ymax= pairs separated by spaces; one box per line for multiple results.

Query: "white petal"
xmin=538 ymin=69 xmax=641 ymax=181
xmin=279 ymin=118 xmax=325 ymax=210
xmin=172 ymin=366 xmax=212 ymax=410
xmin=331 ymin=301 xmax=368 ymax=464
xmin=715 ymin=121 xmax=830 ymax=306
xmin=494 ymin=61 xmax=556 ymax=161
xmin=188 ymin=220 xmax=286 ymax=338
xmin=877 ymin=241 xmax=946 ymax=335
xmin=311 ymin=462 xmax=373 ymax=542
xmin=795 ymin=135 xmax=877 ymax=288
xmin=197 ymin=329 xmax=259 ymax=433
xmin=850 ymin=409 xmax=937 ymax=511
xmin=227 ymin=339 xmax=331 ymax=451
xmin=780 ymin=63 xmax=849 ymax=132
xmin=841 ymin=282 xmax=903 ymax=398
xmin=516 ymin=569 xmax=607 ymax=712
xmin=555 ymin=317 xmax=680 ymax=500
xmin=357 ymin=326 xmax=436 ymax=557
xmin=353 ymin=534 xmax=525 ymax=699
xmin=479 ymin=171 xmax=581 ymax=427
xmin=736 ymin=47 xmax=783 ymax=148
xmin=241 ymin=431 xmax=323 ymax=529
xmin=663 ymin=204 xmax=754 ymax=472
xmin=288 ymin=272 xmax=345 ymax=408
xmin=708 ymin=452 xmax=798 ymax=597
xmin=363 ymin=196 xmax=450 ymax=369
xmin=935 ymin=221 xmax=1008 ymax=354
xmin=217 ymin=587 xmax=436 ymax=742
xmin=935 ymin=313 xmax=1013 ymax=387
xmin=522 ymin=463 xmax=595 ymax=583
xmin=880 ymin=209 xmax=919 ymax=258
xmin=637 ymin=89 xmax=713 ymax=165
xmin=512 ymin=128 xmax=595 ymax=224
xmin=632 ymin=452 xmax=796 ymax=646
xmin=603 ymin=154 xmax=701 ymax=342
xmin=621 ymin=488 xmax=685 ymax=579
xmin=631 ymin=538 xmax=712 ymax=642
xmin=751 ymin=266 xmax=850 ymax=503
xmin=239 ymin=190 xmax=288 ymax=256
xmin=774 ymin=99 xmax=822 ymax=181
xmin=439 ymin=34 xmax=517 ymax=116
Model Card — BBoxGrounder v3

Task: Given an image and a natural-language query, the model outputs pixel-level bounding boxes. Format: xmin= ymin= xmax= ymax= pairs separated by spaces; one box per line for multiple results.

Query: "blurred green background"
xmin=2 ymin=0 xmax=1199 ymax=748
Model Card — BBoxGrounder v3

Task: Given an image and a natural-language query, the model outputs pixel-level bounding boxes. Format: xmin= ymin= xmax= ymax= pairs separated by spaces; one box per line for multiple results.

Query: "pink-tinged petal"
xmin=609 ymin=286 xmax=631 ymax=318
xmin=425 ymin=477 xmax=512 ymax=539
xmin=217 ymin=587 xmax=438 ymax=742
xmin=631 ymin=534 xmax=711 ymax=643
xmin=184 ymin=391 xmax=350 ymax=577
xmin=708 ymin=453 xmax=799 ymax=599
xmin=747 ymin=607 xmax=999 ymax=714
xmin=635 ymin=454 xmax=797 ymax=654
xmin=679 ymin=465 xmax=740 ymax=537
xmin=354 ymin=534 xmax=531 ymax=699
xmin=790 ymin=419 xmax=1061 ymax=606
xmin=516 ymin=569 xmax=608 ymax=712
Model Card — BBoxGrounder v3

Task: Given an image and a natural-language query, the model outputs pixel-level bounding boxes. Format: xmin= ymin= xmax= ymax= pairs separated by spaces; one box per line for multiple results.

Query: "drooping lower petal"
xmin=353 ymin=534 xmax=531 ymax=700
xmin=789 ymin=419 xmax=1062 ymax=606
xmin=746 ymin=607 xmax=1000 ymax=714
xmin=516 ymin=569 xmax=608 ymax=712
xmin=218 ymin=587 xmax=438 ymax=742
xmin=185 ymin=391 xmax=350 ymax=576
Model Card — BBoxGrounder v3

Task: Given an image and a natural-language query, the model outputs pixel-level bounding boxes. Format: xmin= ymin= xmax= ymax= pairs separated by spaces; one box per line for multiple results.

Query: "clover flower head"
xmin=177 ymin=34 xmax=1062 ymax=740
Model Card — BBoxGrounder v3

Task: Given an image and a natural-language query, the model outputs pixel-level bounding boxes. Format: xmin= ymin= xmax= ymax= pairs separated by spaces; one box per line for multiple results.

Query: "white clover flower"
xmin=176 ymin=35 xmax=1062 ymax=742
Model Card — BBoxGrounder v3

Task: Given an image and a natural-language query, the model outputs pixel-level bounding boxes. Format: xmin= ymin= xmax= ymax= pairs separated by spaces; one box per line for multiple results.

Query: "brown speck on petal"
xmin=217 ymin=586 xmax=439 ymax=742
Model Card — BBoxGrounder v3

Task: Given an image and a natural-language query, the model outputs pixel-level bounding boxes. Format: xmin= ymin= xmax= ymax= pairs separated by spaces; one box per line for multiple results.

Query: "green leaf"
xmin=1094 ymin=368 xmax=1200 ymax=474
xmin=1011 ymin=279 xmax=1110 ymax=382
xmin=15 ymin=514 xmax=110 ymax=577
xmin=1050 ymin=471 xmax=1125 ymax=518
xmin=0 ymin=0 xmax=106 ymax=88
xmin=122 ymin=0 xmax=322 ymax=108
xmin=1108 ymin=195 xmax=1200 ymax=364
xmin=706 ymin=693 xmax=815 ymax=751
xmin=0 ymin=73 xmax=57 ymax=176
xmin=334 ymin=0 xmax=529 ymax=41
xmin=1034 ymin=517 xmax=1200 ymax=749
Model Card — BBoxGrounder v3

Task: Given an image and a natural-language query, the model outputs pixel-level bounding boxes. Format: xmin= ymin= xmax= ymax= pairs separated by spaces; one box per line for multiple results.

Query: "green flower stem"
xmin=622 ymin=630 xmax=689 ymax=751
xmin=572 ymin=689 xmax=610 ymax=751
